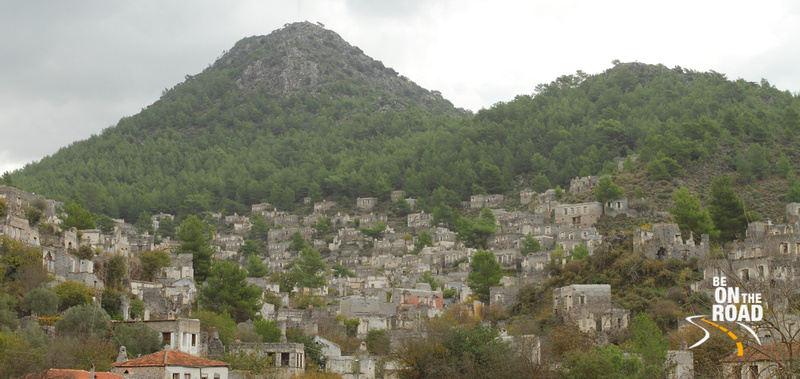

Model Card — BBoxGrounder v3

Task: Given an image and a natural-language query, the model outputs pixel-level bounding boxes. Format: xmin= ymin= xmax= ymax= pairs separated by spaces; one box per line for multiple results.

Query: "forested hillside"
xmin=10 ymin=22 xmax=800 ymax=222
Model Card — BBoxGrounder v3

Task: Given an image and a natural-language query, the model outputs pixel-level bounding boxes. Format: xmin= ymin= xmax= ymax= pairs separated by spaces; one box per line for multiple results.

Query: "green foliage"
xmin=289 ymin=231 xmax=311 ymax=253
xmin=195 ymin=310 xmax=238 ymax=346
xmin=156 ymin=216 xmax=177 ymax=239
xmin=647 ymin=156 xmax=683 ymax=180
xmin=134 ymin=211 xmax=154 ymax=235
xmin=291 ymin=247 xmax=327 ymax=288
xmin=176 ymin=215 xmax=215 ymax=282
xmin=343 ymin=318 xmax=360 ymax=337
xmin=572 ymin=244 xmax=590 ymax=260
xmin=53 ymin=281 xmax=93 ymax=311
xmin=412 ymin=230 xmax=434 ymax=254
xmin=630 ymin=313 xmax=668 ymax=374
xmin=199 ymin=261 xmax=263 ymax=323
xmin=55 ymin=303 xmax=111 ymax=337
xmin=130 ymin=297 xmax=145 ymax=320
xmin=248 ymin=214 xmax=272 ymax=242
xmin=10 ymin=62 xmax=800 ymax=225
xmin=138 ymin=250 xmax=171 ymax=281
xmin=331 ymin=262 xmax=355 ymax=278
xmin=416 ymin=271 xmax=441 ymax=290
xmin=315 ymin=216 xmax=332 ymax=234
xmin=359 ymin=221 xmax=387 ymax=239
xmin=669 ymin=187 xmax=718 ymax=242
xmin=457 ymin=207 xmax=498 ymax=250
xmin=100 ymin=288 xmax=122 ymax=318
xmin=286 ymin=327 xmax=326 ymax=369
xmin=96 ymin=214 xmax=116 ymax=234
xmin=789 ymin=182 xmax=800 ymax=203
xmin=519 ymin=233 xmax=541 ymax=255
xmin=594 ymin=175 xmax=624 ymax=204
xmin=0 ymin=292 xmax=19 ymax=330
xmin=530 ymin=172 xmax=552 ymax=193
xmin=0 ymin=330 xmax=48 ymax=377
xmin=105 ymin=254 xmax=127 ymax=290
xmin=0 ymin=237 xmax=43 ymax=281
xmin=365 ymin=329 xmax=390 ymax=356
xmin=0 ymin=199 xmax=6 ymax=218
xmin=392 ymin=198 xmax=412 ymax=216
xmin=708 ymin=177 xmax=750 ymax=242
xmin=223 ymin=350 xmax=274 ymax=374
xmin=114 ymin=322 xmax=162 ymax=357
xmin=466 ymin=250 xmax=502 ymax=301
xmin=254 ymin=319 xmax=282 ymax=343
xmin=396 ymin=323 xmax=527 ymax=378
xmin=59 ymin=201 xmax=96 ymax=230
xmin=238 ymin=239 xmax=260 ymax=258
xmin=74 ymin=244 xmax=94 ymax=260
xmin=21 ymin=286 xmax=59 ymax=316
xmin=246 ymin=254 xmax=269 ymax=278
xmin=24 ymin=206 xmax=43 ymax=226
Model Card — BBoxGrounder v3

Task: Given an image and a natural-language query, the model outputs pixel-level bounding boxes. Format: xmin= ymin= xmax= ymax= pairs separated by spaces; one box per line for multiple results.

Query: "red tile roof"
xmin=21 ymin=369 xmax=122 ymax=379
xmin=721 ymin=343 xmax=800 ymax=363
xmin=111 ymin=349 xmax=229 ymax=368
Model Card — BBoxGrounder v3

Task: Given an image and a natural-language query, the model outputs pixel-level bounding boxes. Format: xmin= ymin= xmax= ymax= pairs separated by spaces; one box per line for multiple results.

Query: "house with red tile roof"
xmin=721 ymin=343 xmax=800 ymax=378
xmin=22 ymin=368 xmax=121 ymax=379
xmin=110 ymin=349 xmax=229 ymax=379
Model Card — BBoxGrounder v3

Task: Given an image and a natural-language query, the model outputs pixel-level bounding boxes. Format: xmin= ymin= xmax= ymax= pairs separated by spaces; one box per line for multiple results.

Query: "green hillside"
xmin=10 ymin=23 xmax=800 ymax=222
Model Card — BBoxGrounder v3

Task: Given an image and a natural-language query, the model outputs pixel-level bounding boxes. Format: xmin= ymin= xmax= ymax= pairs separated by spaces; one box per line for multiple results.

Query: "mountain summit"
xmin=192 ymin=21 xmax=465 ymax=115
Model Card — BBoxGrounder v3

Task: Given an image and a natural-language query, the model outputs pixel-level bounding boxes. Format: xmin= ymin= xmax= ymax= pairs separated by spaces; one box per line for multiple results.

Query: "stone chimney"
xmin=115 ymin=346 xmax=128 ymax=364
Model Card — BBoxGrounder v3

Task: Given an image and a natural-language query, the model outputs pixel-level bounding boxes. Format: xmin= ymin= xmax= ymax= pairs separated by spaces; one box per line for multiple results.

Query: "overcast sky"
xmin=2 ymin=0 xmax=800 ymax=174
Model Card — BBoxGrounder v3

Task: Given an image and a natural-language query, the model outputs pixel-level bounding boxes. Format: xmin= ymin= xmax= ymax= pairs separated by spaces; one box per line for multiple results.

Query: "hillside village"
xmin=4 ymin=165 xmax=800 ymax=378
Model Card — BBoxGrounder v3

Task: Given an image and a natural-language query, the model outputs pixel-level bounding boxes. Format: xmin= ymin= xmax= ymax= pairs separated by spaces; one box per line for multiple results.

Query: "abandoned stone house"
xmin=251 ymin=202 xmax=272 ymax=214
xmin=357 ymin=197 xmax=378 ymax=210
xmin=470 ymin=194 xmax=504 ymax=209
xmin=150 ymin=213 xmax=174 ymax=231
xmin=553 ymin=284 xmax=629 ymax=333
xmin=520 ymin=251 xmax=550 ymax=284
xmin=227 ymin=343 xmax=305 ymax=375
xmin=358 ymin=213 xmax=387 ymax=228
xmin=390 ymin=190 xmax=405 ymax=202
xmin=338 ymin=227 xmax=362 ymax=243
xmin=602 ymin=197 xmax=636 ymax=218
xmin=111 ymin=349 xmax=229 ymax=379
xmin=81 ymin=227 xmax=132 ymax=256
xmin=113 ymin=318 xmax=201 ymax=356
xmin=613 ymin=155 xmax=638 ymax=171
xmin=212 ymin=233 xmax=244 ymax=252
xmin=569 ymin=176 xmax=599 ymax=195
xmin=554 ymin=202 xmax=604 ymax=227
xmin=433 ymin=227 xmax=456 ymax=247
xmin=391 ymin=287 xmax=444 ymax=309
xmin=787 ymin=202 xmax=800 ymax=222
xmin=313 ymin=200 xmax=337 ymax=213
xmin=314 ymin=337 xmax=377 ymax=379
xmin=492 ymin=249 xmax=520 ymax=270
xmin=520 ymin=188 xmax=535 ymax=205
xmin=274 ymin=213 xmax=299 ymax=227
xmin=533 ymin=200 xmax=560 ymax=220
xmin=268 ymin=227 xmax=313 ymax=244
xmin=374 ymin=239 xmax=410 ymax=255
xmin=633 ymin=223 xmax=709 ymax=261
xmin=2 ymin=214 xmax=40 ymax=246
xmin=407 ymin=212 xmax=432 ymax=229
xmin=43 ymin=248 xmax=103 ymax=291
xmin=488 ymin=233 xmax=524 ymax=250
xmin=128 ymin=278 xmax=195 ymax=318
xmin=490 ymin=286 xmax=519 ymax=308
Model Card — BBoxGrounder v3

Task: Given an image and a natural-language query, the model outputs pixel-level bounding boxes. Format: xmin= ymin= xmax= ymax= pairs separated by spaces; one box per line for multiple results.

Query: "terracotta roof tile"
xmin=111 ymin=349 xmax=229 ymax=368
xmin=22 ymin=369 xmax=122 ymax=379
xmin=721 ymin=343 xmax=800 ymax=363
